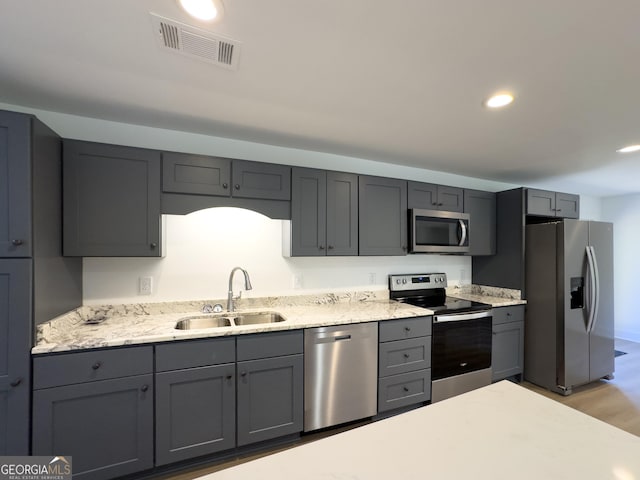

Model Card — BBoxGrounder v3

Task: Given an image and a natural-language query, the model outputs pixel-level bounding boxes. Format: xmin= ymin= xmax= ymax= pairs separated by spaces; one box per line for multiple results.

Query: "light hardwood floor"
xmin=163 ymin=339 xmax=640 ymax=480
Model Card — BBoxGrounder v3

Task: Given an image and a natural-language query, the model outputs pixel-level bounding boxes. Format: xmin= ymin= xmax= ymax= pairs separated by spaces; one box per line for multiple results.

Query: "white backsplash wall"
xmin=83 ymin=207 xmax=471 ymax=305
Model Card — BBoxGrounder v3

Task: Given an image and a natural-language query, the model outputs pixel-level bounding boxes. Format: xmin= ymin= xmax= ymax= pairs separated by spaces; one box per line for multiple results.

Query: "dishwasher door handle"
xmin=334 ymin=334 xmax=352 ymax=341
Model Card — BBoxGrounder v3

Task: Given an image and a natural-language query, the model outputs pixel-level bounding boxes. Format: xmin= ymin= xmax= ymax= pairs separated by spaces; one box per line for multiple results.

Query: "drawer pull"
xmin=234 ymin=184 xmax=240 ymax=190
xmin=226 ymin=375 xmax=233 ymax=380
xmin=141 ymin=385 xmax=149 ymax=392
xmin=10 ymin=378 xmax=22 ymax=387
xmin=403 ymin=353 xmax=410 ymax=359
xmin=507 ymin=312 xmax=512 ymax=316
xmin=403 ymin=386 xmax=409 ymax=392
xmin=92 ymin=361 xmax=102 ymax=370
xmin=11 ymin=239 xmax=23 ymax=246
xmin=223 ymin=183 xmax=228 ymax=189
xmin=404 ymin=327 xmax=411 ymax=332
xmin=241 ymin=372 xmax=247 ymax=377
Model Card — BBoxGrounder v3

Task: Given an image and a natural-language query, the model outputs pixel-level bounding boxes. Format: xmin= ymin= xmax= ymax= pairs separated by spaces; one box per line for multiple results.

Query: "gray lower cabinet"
xmin=155 ymin=338 xmax=236 ymax=466
xmin=0 ymin=259 xmax=31 ymax=455
xmin=236 ymin=331 xmax=304 ymax=446
xmin=289 ymin=168 xmax=358 ymax=256
xmin=464 ymin=189 xmax=496 ymax=256
xmin=378 ymin=317 xmax=432 ymax=412
xmin=408 ymin=181 xmax=464 ymax=212
xmin=359 ymin=176 xmax=407 ymax=256
xmin=63 ymin=140 xmax=162 ymax=257
xmin=526 ymin=188 xmax=579 ymax=219
xmin=32 ymin=347 xmax=154 ymax=480
xmin=492 ymin=305 xmax=525 ymax=382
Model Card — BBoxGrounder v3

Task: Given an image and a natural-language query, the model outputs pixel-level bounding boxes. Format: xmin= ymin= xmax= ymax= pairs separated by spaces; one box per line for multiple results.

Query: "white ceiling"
xmin=1 ymin=1 xmax=639 ymax=197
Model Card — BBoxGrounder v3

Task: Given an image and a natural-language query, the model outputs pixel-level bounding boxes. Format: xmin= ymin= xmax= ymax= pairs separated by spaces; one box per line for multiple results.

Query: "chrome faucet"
xmin=227 ymin=267 xmax=252 ymax=312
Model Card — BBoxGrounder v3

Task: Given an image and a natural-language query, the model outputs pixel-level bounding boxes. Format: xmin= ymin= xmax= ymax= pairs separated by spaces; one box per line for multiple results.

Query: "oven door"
xmin=410 ymin=209 xmax=470 ymax=254
xmin=431 ymin=311 xmax=492 ymax=380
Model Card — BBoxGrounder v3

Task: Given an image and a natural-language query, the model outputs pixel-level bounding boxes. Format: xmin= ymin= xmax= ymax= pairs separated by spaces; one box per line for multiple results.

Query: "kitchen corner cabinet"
xmin=526 ymin=188 xmax=579 ymax=219
xmin=162 ymin=152 xmax=291 ymax=200
xmin=155 ymin=338 xmax=236 ymax=466
xmin=289 ymin=168 xmax=358 ymax=256
xmin=0 ymin=260 xmax=32 ymax=455
xmin=464 ymin=189 xmax=496 ymax=256
xmin=32 ymin=347 xmax=154 ymax=480
xmin=359 ymin=176 xmax=408 ymax=256
xmin=377 ymin=317 xmax=432 ymax=413
xmin=236 ymin=331 xmax=304 ymax=446
xmin=491 ymin=305 xmax=525 ymax=382
xmin=408 ymin=181 xmax=464 ymax=213
xmin=63 ymin=140 xmax=162 ymax=257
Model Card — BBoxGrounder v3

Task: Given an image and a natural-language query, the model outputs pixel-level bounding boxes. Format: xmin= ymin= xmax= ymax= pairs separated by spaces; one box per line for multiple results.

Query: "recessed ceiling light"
xmin=484 ymin=93 xmax=514 ymax=109
xmin=178 ymin=0 xmax=222 ymax=21
xmin=616 ymin=144 xmax=640 ymax=153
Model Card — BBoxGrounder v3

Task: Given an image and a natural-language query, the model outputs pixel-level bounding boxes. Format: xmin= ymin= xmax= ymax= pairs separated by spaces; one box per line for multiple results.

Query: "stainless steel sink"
xmin=175 ymin=312 xmax=286 ymax=330
xmin=175 ymin=315 xmax=234 ymax=330
xmin=234 ymin=312 xmax=286 ymax=325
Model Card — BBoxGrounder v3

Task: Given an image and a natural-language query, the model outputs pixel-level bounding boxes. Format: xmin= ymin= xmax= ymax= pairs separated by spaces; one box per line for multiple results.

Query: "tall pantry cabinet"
xmin=0 ymin=110 xmax=82 ymax=454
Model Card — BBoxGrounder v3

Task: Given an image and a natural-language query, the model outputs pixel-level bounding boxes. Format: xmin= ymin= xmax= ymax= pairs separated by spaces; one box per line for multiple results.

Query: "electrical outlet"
xmin=139 ymin=276 xmax=153 ymax=295
xmin=368 ymin=273 xmax=377 ymax=285
xmin=293 ymin=274 xmax=303 ymax=289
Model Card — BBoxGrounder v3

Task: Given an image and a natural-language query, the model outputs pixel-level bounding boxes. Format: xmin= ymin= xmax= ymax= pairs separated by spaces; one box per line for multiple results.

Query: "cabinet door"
xmin=464 ymin=189 xmax=496 ymax=256
xmin=232 ymin=160 xmax=291 ymax=200
xmin=0 ymin=112 xmax=32 ymax=257
xmin=407 ymin=181 xmax=438 ymax=209
xmin=437 ymin=186 xmax=464 ymax=212
xmin=326 ymin=172 xmax=358 ymax=256
xmin=492 ymin=321 xmax=525 ymax=381
xmin=63 ymin=141 xmax=162 ymax=257
xmin=291 ymin=168 xmax=326 ymax=256
xmin=162 ymin=152 xmax=231 ymax=196
xmin=32 ymin=375 xmax=154 ymax=480
xmin=556 ymin=193 xmax=579 ymax=219
xmin=359 ymin=176 xmax=407 ymax=256
xmin=0 ymin=259 xmax=32 ymax=455
xmin=155 ymin=364 xmax=235 ymax=465
xmin=237 ymin=354 xmax=303 ymax=446
xmin=526 ymin=188 xmax=556 ymax=217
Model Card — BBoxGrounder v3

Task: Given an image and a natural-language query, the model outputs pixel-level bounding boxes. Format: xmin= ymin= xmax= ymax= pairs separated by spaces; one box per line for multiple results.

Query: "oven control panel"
xmin=388 ymin=273 xmax=447 ymax=291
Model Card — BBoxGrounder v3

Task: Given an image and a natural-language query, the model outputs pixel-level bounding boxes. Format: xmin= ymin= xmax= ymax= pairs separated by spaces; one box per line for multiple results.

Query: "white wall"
xmin=601 ymin=194 xmax=640 ymax=341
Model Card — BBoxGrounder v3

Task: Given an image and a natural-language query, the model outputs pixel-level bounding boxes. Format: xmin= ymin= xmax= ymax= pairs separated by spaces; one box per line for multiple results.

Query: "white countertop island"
xmin=203 ymin=381 xmax=640 ymax=480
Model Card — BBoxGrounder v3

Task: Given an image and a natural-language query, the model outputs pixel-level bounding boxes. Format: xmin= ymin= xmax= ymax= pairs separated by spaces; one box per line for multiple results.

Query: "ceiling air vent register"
xmin=150 ymin=13 xmax=240 ymax=70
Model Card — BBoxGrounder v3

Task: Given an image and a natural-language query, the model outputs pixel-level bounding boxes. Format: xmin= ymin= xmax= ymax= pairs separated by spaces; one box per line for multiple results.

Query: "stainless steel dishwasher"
xmin=304 ymin=322 xmax=378 ymax=431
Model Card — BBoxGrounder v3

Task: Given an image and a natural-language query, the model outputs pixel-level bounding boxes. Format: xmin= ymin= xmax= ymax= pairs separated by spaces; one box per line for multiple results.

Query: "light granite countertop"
xmin=33 ymin=285 xmax=526 ymax=354
xmin=202 ymin=380 xmax=640 ymax=480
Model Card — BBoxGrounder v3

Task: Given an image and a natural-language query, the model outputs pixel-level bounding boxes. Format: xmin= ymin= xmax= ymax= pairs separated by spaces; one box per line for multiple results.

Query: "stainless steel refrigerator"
xmin=524 ymin=219 xmax=614 ymax=395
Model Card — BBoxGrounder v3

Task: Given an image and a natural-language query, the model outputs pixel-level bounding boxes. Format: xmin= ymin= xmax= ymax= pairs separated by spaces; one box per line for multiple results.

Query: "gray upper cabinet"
xmin=526 ymin=188 xmax=579 ymax=219
xmin=63 ymin=140 xmax=162 ymax=257
xmin=163 ymin=152 xmax=231 ymax=196
xmin=0 ymin=113 xmax=31 ymax=257
xmin=162 ymin=152 xmax=290 ymax=201
xmin=289 ymin=168 xmax=358 ymax=256
xmin=464 ymin=189 xmax=496 ymax=256
xmin=408 ymin=181 xmax=464 ymax=212
xmin=0 ymin=259 xmax=32 ymax=455
xmin=359 ymin=176 xmax=408 ymax=256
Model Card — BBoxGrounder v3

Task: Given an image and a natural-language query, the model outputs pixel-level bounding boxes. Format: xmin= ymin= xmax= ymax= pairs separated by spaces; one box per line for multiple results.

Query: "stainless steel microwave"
xmin=409 ymin=209 xmax=470 ymax=254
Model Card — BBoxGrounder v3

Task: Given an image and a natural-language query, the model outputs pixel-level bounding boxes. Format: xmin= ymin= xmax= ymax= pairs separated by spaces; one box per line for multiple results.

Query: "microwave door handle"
xmin=458 ymin=219 xmax=467 ymax=247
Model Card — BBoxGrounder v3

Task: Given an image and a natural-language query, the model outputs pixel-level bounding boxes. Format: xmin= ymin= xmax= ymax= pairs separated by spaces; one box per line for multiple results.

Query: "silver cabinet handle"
xmin=11 ymin=239 xmax=23 ymax=246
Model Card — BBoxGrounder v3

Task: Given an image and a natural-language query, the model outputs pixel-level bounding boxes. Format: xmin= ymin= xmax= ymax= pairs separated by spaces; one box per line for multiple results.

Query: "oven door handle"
xmin=434 ymin=310 xmax=491 ymax=322
xmin=458 ymin=219 xmax=467 ymax=247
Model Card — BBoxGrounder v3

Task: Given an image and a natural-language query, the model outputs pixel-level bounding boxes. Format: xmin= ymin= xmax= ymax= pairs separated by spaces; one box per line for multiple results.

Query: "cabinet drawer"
xmin=379 ymin=316 xmax=432 ymax=342
xmin=33 ymin=346 xmax=153 ymax=389
xmin=378 ymin=369 xmax=431 ymax=413
xmin=379 ymin=337 xmax=431 ymax=377
xmin=155 ymin=337 xmax=236 ymax=372
xmin=492 ymin=305 xmax=525 ymax=325
xmin=237 ymin=330 xmax=303 ymax=361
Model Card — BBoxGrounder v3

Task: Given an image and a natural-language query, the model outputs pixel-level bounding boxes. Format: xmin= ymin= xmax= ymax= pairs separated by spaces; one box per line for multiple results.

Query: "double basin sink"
xmin=175 ymin=311 xmax=286 ymax=330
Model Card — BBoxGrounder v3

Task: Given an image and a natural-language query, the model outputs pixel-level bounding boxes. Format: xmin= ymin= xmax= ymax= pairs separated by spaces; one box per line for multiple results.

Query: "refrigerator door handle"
xmin=589 ymin=245 xmax=600 ymax=333
xmin=585 ymin=246 xmax=599 ymax=333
